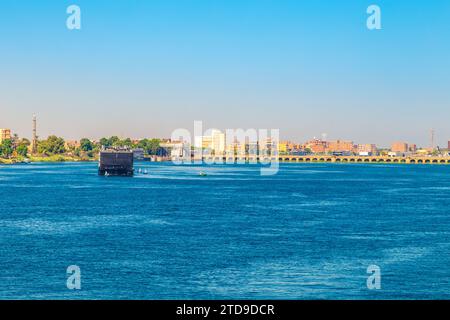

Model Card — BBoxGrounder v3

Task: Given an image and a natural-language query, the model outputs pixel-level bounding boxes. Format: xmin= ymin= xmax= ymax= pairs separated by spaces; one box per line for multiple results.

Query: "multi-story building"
xmin=197 ymin=136 xmax=212 ymax=150
xmin=409 ymin=144 xmax=417 ymax=153
xmin=211 ymin=129 xmax=226 ymax=155
xmin=195 ymin=129 xmax=226 ymax=156
xmin=160 ymin=140 xmax=188 ymax=159
xmin=327 ymin=140 xmax=354 ymax=153
xmin=278 ymin=141 xmax=289 ymax=154
xmin=357 ymin=144 xmax=377 ymax=155
xmin=304 ymin=139 xmax=327 ymax=154
xmin=391 ymin=142 xmax=408 ymax=153
xmin=0 ymin=128 xmax=11 ymax=144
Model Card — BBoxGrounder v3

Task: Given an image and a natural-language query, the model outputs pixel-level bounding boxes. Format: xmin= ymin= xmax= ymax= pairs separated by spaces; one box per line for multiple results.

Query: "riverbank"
xmin=0 ymin=155 xmax=97 ymax=165
xmin=29 ymin=155 xmax=97 ymax=162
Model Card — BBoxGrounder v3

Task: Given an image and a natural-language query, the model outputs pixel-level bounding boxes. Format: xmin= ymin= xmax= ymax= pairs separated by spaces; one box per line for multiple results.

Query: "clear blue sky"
xmin=0 ymin=0 xmax=449 ymax=147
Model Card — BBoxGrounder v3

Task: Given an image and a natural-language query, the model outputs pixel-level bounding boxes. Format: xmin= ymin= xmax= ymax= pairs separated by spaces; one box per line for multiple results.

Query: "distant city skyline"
xmin=1 ymin=0 xmax=449 ymax=147
xmin=1 ymin=115 xmax=447 ymax=150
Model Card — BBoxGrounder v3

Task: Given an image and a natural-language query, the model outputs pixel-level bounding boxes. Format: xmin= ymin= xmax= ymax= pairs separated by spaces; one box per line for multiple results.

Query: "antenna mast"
xmin=430 ymin=128 xmax=435 ymax=151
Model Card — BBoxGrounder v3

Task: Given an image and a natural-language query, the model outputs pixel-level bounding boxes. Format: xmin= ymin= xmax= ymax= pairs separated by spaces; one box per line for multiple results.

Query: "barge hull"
xmin=98 ymin=151 xmax=134 ymax=176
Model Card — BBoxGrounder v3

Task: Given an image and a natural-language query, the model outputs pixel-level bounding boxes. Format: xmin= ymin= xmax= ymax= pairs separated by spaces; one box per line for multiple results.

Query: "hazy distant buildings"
xmin=248 ymin=141 xmax=259 ymax=156
xmin=226 ymin=138 xmax=247 ymax=157
xmin=278 ymin=141 xmax=301 ymax=154
xmin=0 ymin=128 xmax=11 ymax=144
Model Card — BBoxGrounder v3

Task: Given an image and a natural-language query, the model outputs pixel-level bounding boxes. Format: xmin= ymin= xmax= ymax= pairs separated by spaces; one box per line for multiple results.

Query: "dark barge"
xmin=98 ymin=148 xmax=134 ymax=176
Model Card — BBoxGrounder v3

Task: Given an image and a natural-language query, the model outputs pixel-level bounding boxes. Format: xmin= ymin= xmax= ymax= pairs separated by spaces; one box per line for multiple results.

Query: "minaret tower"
xmin=32 ymin=115 xmax=37 ymax=154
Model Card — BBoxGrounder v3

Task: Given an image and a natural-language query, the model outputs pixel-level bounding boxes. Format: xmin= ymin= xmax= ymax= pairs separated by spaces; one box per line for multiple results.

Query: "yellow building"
xmin=0 ymin=128 xmax=11 ymax=144
xmin=202 ymin=136 xmax=213 ymax=150
xmin=278 ymin=142 xmax=288 ymax=154
xmin=416 ymin=149 xmax=430 ymax=156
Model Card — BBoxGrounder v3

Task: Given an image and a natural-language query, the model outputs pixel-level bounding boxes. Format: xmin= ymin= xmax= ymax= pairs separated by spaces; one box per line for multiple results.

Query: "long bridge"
xmin=196 ymin=155 xmax=450 ymax=164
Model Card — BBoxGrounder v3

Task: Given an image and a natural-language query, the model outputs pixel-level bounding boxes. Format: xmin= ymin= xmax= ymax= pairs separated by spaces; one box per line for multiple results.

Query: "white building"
xmin=160 ymin=141 xmax=187 ymax=159
xmin=211 ymin=129 xmax=226 ymax=155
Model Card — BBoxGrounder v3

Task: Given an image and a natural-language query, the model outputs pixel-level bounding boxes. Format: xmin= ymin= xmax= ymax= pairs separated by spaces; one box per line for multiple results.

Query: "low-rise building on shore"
xmin=0 ymin=128 xmax=11 ymax=144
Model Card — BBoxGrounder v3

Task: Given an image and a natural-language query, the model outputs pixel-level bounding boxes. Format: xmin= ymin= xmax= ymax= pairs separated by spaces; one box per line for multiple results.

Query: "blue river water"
xmin=1 ymin=162 xmax=450 ymax=299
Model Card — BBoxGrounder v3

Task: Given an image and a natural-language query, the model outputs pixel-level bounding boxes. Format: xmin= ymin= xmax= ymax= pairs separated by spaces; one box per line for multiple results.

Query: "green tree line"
xmin=0 ymin=138 xmax=30 ymax=158
xmin=1 ymin=135 xmax=163 ymax=159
